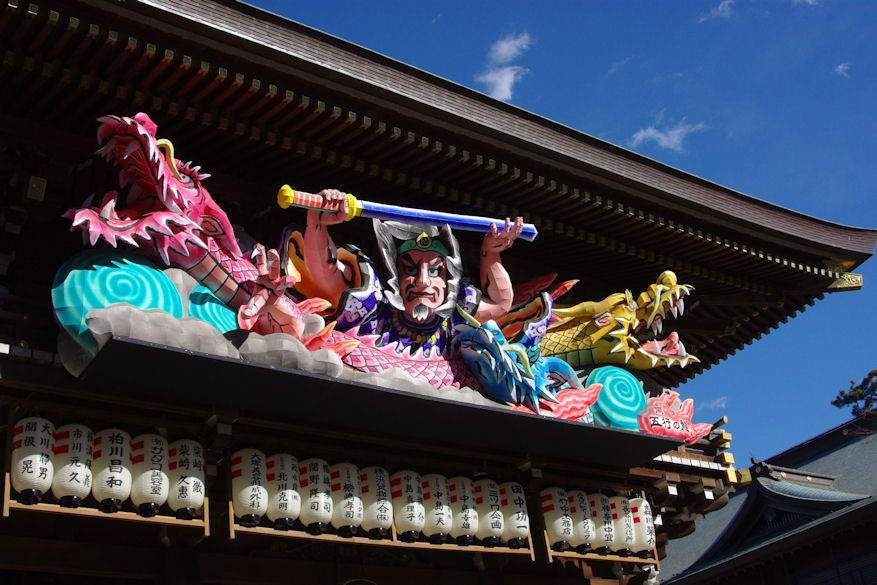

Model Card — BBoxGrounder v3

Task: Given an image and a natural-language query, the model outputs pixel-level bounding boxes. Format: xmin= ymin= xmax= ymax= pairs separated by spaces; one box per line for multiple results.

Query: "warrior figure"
xmin=300 ymin=189 xmax=523 ymax=362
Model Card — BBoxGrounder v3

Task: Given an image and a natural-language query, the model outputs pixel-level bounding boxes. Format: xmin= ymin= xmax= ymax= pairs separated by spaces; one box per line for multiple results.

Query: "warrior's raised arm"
xmin=475 ymin=217 xmax=524 ymax=323
xmin=302 ymin=188 xmax=354 ymax=302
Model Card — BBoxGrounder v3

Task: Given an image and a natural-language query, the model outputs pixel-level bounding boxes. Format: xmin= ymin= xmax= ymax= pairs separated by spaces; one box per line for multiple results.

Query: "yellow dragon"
xmin=540 ymin=271 xmax=699 ymax=370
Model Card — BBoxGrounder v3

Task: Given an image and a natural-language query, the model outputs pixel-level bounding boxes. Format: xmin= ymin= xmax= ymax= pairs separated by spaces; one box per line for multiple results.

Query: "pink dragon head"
xmin=638 ymin=390 xmax=713 ymax=445
xmin=64 ymin=113 xmax=242 ymax=266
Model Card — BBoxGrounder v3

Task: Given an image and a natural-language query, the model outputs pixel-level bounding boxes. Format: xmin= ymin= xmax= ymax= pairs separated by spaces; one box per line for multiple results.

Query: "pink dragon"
xmin=64 ymin=113 xmax=346 ymax=352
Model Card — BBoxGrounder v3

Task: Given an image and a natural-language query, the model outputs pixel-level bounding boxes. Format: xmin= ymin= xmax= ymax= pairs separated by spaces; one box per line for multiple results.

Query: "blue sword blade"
xmin=359 ymin=200 xmax=538 ymax=242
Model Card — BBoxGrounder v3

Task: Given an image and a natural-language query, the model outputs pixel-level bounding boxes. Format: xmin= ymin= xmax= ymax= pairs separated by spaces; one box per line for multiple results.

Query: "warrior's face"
xmin=397 ymin=250 xmax=448 ymax=323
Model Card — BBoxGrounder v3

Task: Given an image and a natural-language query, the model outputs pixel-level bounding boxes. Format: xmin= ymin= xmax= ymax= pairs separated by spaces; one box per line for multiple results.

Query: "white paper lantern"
xmin=299 ymin=457 xmax=332 ymax=534
xmin=567 ymin=489 xmax=597 ymax=553
xmin=130 ymin=433 xmax=169 ymax=517
xmin=166 ymin=439 xmax=205 ymax=520
xmin=360 ymin=466 xmax=393 ymax=539
xmin=330 ymin=461 xmax=363 ymax=537
xmin=629 ymin=497 xmax=657 ymax=558
xmin=609 ymin=495 xmax=635 ymax=556
xmin=422 ymin=473 xmax=452 ymax=544
xmin=588 ymin=492 xmax=615 ymax=554
xmin=50 ymin=423 xmax=93 ymax=508
xmin=448 ymin=476 xmax=478 ymax=546
xmin=499 ymin=481 xmax=529 ymax=549
xmin=231 ymin=448 xmax=268 ymax=527
xmin=91 ymin=428 xmax=132 ymax=513
xmin=541 ymin=487 xmax=573 ymax=551
xmin=474 ymin=478 xmax=503 ymax=547
xmin=11 ymin=416 xmax=54 ymax=504
xmin=390 ymin=469 xmax=424 ymax=542
xmin=265 ymin=453 xmax=301 ymax=530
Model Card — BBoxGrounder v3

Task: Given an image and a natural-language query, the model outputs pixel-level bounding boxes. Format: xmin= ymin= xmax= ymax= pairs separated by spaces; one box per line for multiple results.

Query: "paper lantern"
xmin=11 ymin=416 xmax=55 ymax=504
xmin=166 ymin=438 xmax=205 ymax=520
xmin=608 ymin=495 xmax=635 ymax=556
xmin=330 ymin=462 xmax=363 ymax=537
xmin=231 ymin=448 xmax=268 ymax=527
xmin=265 ymin=453 xmax=301 ymax=530
xmin=588 ymin=492 xmax=615 ymax=554
xmin=130 ymin=433 xmax=169 ymax=517
xmin=567 ymin=489 xmax=597 ymax=554
xmin=51 ymin=423 xmax=93 ymax=508
xmin=360 ymin=466 xmax=393 ymax=539
xmin=474 ymin=478 xmax=503 ymax=547
xmin=390 ymin=469 xmax=424 ymax=542
xmin=541 ymin=487 xmax=572 ymax=551
xmin=298 ymin=457 xmax=333 ymax=534
xmin=91 ymin=428 xmax=132 ymax=513
xmin=629 ymin=497 xmax=657 ymax=558
xmin=422 ymin=473 xmax=452 ymax=544
xmin=499 ymin=481 xmax=529 ymax=549
xmin=448 ymin=476 xmax=478 ymax=546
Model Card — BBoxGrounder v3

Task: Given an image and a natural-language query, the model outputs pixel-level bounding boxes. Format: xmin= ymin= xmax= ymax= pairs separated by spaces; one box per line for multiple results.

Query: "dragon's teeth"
xmin=671 ymin=305 xmax=678 ymax=319
xmin=99 ymin=198 xmax=116 ymax=219
xmin=677 ymin=297 xmax=685 ymax=316
xmin=122 ymin=141 xmax=138 ymax=160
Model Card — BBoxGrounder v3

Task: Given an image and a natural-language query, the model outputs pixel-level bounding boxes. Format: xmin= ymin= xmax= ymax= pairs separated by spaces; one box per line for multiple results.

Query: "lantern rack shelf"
xmin=228 ymin=501 xmax=535 ymax=559
xmin=2 ymin=472 xmax=211 ymax=537
xmin=542 ymin=531 xmax=660 ymax=568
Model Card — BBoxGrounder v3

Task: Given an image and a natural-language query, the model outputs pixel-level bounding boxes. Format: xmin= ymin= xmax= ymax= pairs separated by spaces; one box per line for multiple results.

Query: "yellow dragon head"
xmin=541 ymin=271 xmax=698 ymax=369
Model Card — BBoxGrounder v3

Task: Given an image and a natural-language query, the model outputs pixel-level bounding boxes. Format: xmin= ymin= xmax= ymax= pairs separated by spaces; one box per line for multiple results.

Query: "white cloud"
xmin=477 ymin=33 xmax=532 ymax=101
xmin=488 ymin=33 xmax=532 ymax=65
xmin=699 ymin=396 xmax=728 ymax=410
xmin=608 ymin=56 xmax=633 ymax=75
xmin=698 ymin=0 xmax=734 ymax=23
xmin=629 ymin=119 xmax=707 ymax=152
xmin=834 ymin=62 xmax=850 ymax=77
xmin=792 ymin=0 xmax=818 ymax=5
xmin=476 ymin=66 xmax=529 ymax=101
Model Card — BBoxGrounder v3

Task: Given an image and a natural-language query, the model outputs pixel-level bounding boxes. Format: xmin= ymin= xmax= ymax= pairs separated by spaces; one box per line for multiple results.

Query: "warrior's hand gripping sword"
xmin=277 ymin=185 xmax=538 ymax=242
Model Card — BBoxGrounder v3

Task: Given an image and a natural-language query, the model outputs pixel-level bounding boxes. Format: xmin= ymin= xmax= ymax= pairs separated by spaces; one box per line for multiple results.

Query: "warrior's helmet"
xmin=373 ymin=219 xmax=463 ymax=319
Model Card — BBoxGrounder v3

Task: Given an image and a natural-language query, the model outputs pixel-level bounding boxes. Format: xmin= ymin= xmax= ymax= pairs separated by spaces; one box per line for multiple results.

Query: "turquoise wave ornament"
xmin=188 ymin=285 xmax=238 ymax=333
xmin=52 ymin=250 xmax=184 ymax=355
xmin=585 ymin=366 xmax=646 ymax=431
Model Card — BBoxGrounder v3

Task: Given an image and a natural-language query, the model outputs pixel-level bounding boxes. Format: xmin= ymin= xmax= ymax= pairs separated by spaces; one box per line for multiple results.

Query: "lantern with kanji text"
xmin=10 ymin=415 xmax=55 ymax=505
xmin=231 ymin=447 xmax=268 ymax=527
xmin=91 ymin=428 xmax=132 ymax=513
xmin=390 ymin=469 xmax=424 ymax=542
xmin=265 ymin=453 xmax=301 ymax=530
xmin=298 ymin=457 xmax=333 ymax=534
xmin=166 ymin=438 xmax=205 ymax=520
xmin=330 ymin=461 xmax=363 ymax=537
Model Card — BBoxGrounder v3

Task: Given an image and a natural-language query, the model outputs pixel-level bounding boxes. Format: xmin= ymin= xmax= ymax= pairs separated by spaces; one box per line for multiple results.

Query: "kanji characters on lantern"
xmin=360 ymin=465 xmax=393 ymax=539
xmin=422 ymin=473 xmax=452 ymax=544
xmin=474 ymin=478 xmax=504 ymax=547
xmin=329 ymin=461 xmax=363 ymax=537
xmin=167 ymin=438 xmax=205 ymax=520
xmin=266 ymin=453 xmax=301 ymax=530
xmin=390 ymin=470 xmax=424 ymax=543
xmin=130 ymin=433 xmax=169 ymax=517
xmin=51 ymin=423 xmax=93 ymax=508
xmin=299 ymin=457 xmax=333 ymax=534
xmin=231 ymin=448 xmax=268 ymax=527
xmin=448 ymin=476 xmax=478 ymax=546
xmin=500 ymin=481 xmax=529 ymax=549
xmin=91 ymin=428 xmax=132 ymax=513
xmin=11 ymin=415 xmax=55 ymax=505
xmin=567 ymin=489 xmax=596 ymax=554
xmin=541 ymin=486 xmax=573 ymax=551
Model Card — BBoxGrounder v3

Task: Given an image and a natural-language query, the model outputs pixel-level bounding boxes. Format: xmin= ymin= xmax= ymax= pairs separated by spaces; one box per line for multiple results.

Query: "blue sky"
xmin=250 ymin=0 xmax=877 ymax=462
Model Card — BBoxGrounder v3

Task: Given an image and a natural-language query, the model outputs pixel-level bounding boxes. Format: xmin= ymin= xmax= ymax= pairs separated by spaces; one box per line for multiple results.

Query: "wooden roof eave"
xmin=124 ymin=0 xmax=877 ymax=265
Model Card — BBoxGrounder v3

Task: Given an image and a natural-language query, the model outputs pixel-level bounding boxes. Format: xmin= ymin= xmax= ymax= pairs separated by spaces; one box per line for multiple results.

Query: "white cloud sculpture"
xmin=629 ymin=119 xmax=708 ymax=153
